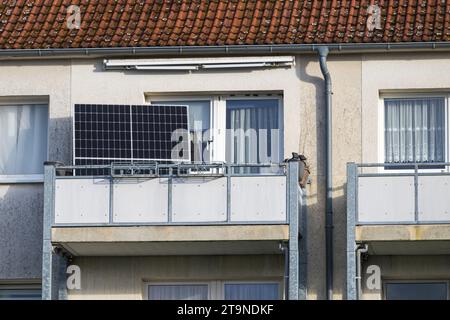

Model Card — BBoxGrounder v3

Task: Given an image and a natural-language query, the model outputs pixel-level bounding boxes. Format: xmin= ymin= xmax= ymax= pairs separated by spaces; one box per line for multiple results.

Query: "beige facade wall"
xmin=299 ymin=54 xmax=363 ymax=299
xmin=361 ymin=52 xmax=450 ymax=164
xmin=361 ymin=255 xmax=450 ymax=300
xmin=68 ymin=255 xmax=284 ymax=300
xmin=0 ymin=60 xmax=71 ymax=280
xmin=1 ymin=51 xmax=449 ymax=299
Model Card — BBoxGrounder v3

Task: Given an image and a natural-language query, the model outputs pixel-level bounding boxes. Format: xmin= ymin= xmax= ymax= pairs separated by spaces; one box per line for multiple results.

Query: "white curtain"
xmin=385 ymin=98 xmax=445 ymax=163
xmin=224 ymin=283 xmax=279 ymax=300
xmin=0 ymin=104 xmax=48 ymax=175
xmin=226 ymin=99 xmax=280 ymax=167
xmin=148 ymin=284 xmax=208 ymax=300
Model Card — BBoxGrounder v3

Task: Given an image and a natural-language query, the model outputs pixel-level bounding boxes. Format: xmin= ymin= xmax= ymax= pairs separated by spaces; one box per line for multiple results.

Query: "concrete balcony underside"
xmin=356 ymin=224 xmax=450 ymax=255
xmin=52 ymin=224 xmax=289 ymax=256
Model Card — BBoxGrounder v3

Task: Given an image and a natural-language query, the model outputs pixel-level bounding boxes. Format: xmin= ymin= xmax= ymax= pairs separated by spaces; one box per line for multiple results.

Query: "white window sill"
xmin=0 ymin=175 xmax=44 ymax=184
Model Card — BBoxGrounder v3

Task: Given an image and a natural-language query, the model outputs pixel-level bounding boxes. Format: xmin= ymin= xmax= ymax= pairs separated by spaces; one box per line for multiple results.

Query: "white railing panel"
xmin=172 ymin=177 xmax=227 ymax=222
xmin=53 ymin=172 xmax=290 ymax=225
xmin=358 ymin=176 xmax=415 ymax=223
xmin=113 ymin=178 xmax=169 ymax=223
xmin=418 ymin=176 xmax=450 ymax=222
xmin=230 ymin=176 xmax=286 ymax=222
xmin=54 ymin=178 xmax=110 ymax=224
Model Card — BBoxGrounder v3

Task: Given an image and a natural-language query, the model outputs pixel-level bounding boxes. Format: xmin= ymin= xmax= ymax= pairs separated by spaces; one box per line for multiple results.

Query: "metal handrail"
xmin=53 ymin=162 xmax=287 ymax=178
xmin=357 ymin=162 xmax=450 ymax=168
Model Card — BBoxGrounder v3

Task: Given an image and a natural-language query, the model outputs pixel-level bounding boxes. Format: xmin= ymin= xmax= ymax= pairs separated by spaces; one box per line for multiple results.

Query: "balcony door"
xmin=148 ymin=94 xmax=283 ymax=166
xmin=226 ymin=98 xmax=281 ymax=172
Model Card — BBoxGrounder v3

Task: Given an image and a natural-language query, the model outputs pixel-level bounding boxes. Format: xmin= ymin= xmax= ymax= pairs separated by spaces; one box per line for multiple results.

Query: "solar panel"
xmin=74 ymin=104 xmax=190 ymax=175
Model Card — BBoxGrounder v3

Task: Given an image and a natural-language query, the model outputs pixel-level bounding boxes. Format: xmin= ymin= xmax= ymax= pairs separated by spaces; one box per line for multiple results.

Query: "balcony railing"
xmin=347 ymin=162 xmax=450 ymax=225
xmin=46 ymin=162 xmax=298 ymax=226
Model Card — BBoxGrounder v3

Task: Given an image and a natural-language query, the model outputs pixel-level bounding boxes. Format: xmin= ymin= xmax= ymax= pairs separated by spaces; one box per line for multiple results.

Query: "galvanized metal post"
xmin=414 ymin=163 xmax=419 ymax=223
xmin=226 ymin=164 xmax=231 ymax=222
xmin=346 ymin=163 xmax=357 ymax=300
xmin=298 ymin=187 xmax=307 ymax=300
xmin=109 ymin=164 xmax=114 ymax=224
xmin=287 ymin=160 xmax=299 ymax=300
xmin=42 ymin=163 xmax=56 ymax=300
xmin=168 ymin=167 xmax=173 ymax=223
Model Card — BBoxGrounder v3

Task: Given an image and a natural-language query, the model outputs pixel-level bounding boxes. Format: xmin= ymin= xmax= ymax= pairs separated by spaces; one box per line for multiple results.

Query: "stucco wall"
xmin=0 ymin=185 xmax=43 ymax=279
xmin=68 ymin=255 xmax=284 ymax=300
xmin=0 ymin=60 xmax=71 ymax=280
xmin=298 ymin=54 xmax=363 ymax=299
xmin=361 ymin=52 xmax=450 ymax=164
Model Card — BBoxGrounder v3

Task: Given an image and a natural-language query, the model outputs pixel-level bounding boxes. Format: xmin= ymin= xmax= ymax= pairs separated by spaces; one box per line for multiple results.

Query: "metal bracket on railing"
xmin=174 ymin=162 xmax=227 ymax=178
xmin=110 ymin=162 xmax=160 ymax=178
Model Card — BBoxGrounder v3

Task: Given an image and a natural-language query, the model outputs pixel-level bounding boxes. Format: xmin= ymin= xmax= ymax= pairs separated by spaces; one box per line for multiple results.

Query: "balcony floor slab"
xmin=356 ymin=224 xmax=450 ymax=255
xmin=52 ymin=225 xmax=289 ymax=256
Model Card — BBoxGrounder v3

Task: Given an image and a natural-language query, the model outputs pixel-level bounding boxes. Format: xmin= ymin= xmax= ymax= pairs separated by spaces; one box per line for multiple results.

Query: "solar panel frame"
xmin=73 ymin=104 xmax=190 ymax=175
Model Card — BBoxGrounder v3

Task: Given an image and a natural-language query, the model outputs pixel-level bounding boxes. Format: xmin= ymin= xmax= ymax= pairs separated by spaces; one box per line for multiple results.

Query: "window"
xmin=384 ymin=282 xmax=448 ymax=300
xmin=0 ymin=284 xmax=42 ymax=300
xmin=146 ymin=281 xmax=281 ymax=300
xmin=148 ymin=284 xmax=209 ymax=300
xmin=149 ymin=95 xmax=283 ymax=166
xmin=384 ymin=97 xmax=446 ymax=167
xmin=0 ymin=104 xmax=48 ymax=180
xmin=226 ymin=99 xmax=280 ymax=168
xmin=152 ymin=100 xmax=211 ymax=163
xmin=224 ymin=283 xmax=280 ymax=300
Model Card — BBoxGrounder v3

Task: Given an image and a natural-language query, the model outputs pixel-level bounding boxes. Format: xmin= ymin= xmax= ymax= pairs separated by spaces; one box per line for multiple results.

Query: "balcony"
xmin=347 ymin=162 xmax=450 ymax=255
xmin=44 ymin=162 xmax=302 ymax=256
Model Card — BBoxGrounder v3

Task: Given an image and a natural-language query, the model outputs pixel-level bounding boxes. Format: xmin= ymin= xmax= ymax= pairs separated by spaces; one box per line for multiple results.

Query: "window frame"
xmin=0 ymin=282 xmax=42 ymax=300
xmin=382 ymin=279 xmax=450 ymax=300
xmin=144 ymin=279 xmax=283 ymax=300
xmin=378 ymin=93 xmax=450 ymax=173
xmin=147 ymin=93 xmax=284 ymax=164
xmin=0 ymin=100 xmax=49 ymax=183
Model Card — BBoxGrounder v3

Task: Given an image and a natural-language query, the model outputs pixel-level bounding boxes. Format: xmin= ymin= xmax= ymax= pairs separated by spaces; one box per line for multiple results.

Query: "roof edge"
xmin=0 ymin=42 xmax=449 ymax=59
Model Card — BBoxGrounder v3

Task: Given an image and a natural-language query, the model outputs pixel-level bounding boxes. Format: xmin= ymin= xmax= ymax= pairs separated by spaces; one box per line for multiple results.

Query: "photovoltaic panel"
xmin=74 ymin=104 xmax=132 ymax=160
xmin=132 ymin=105 xmax=189 ymax=161
xmin=74 ymin=104 xmax=189 ymax=175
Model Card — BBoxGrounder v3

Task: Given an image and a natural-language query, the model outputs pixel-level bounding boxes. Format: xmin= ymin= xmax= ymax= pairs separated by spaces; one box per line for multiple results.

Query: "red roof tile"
xmin=0 ymin=0 xmax=448 ymax=50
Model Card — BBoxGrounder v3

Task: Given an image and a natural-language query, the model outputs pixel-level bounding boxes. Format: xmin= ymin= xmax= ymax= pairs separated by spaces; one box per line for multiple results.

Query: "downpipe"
xmin=356 ymin=244 xmax=369 ymax=300
xmin=280 ymin=242 xmax=289 ymax=300
xmin=317 ymin=46 xmax=334 ymax=300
